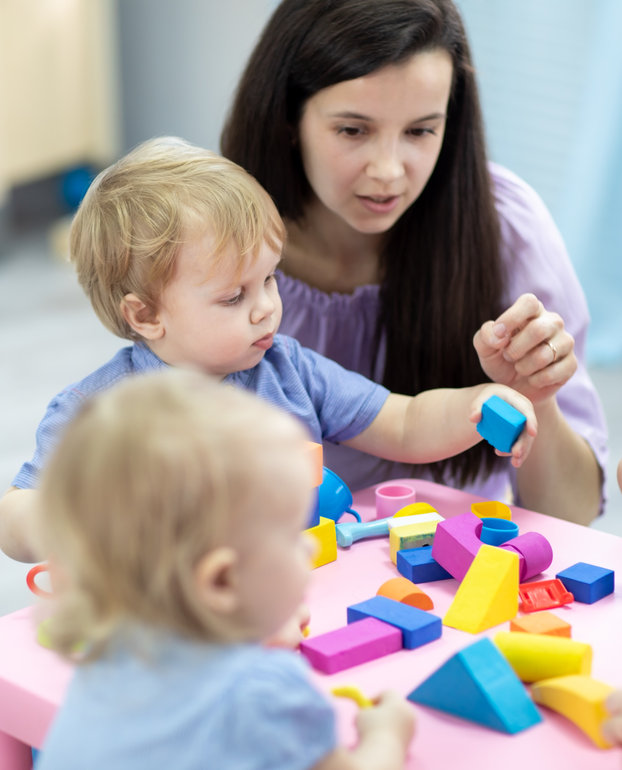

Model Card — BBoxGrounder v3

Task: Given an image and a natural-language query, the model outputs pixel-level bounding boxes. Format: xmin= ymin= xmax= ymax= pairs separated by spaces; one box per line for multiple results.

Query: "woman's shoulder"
xmin=489 ymin=162 xmax=554 ymax=227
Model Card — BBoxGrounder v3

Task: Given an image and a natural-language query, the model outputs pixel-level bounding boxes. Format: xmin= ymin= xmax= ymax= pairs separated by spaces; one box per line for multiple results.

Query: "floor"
xmin=1 ymin=223 xmax=621 ymax=617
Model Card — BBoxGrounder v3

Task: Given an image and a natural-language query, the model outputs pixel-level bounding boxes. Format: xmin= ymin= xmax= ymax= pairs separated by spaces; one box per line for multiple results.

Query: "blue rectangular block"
xmin=477 ymin=395 xmax=526 ymax=453
xmin=397 ymin=545 xmax=452 ymax=583
xmin=347 ymin=595 xmax=442 ymax=649
xmin=555 ymin=562 xmax=614 ymax=604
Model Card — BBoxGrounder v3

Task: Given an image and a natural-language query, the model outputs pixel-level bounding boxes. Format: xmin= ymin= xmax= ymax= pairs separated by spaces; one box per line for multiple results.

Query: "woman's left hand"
xmin=473 ymin=293 xmax=577 ymax=405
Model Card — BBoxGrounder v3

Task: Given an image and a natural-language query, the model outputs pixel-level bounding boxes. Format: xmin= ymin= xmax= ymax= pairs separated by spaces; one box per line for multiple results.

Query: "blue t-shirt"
xmin=14 ymin=334 xmax=389 ymax=489
xmin=36 ymin=632 xmax=336 ymax=770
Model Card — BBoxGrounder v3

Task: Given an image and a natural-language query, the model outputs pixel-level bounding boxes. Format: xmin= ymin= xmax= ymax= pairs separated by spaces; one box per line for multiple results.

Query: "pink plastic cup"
xmin=374 ymin=482 xmax=416 ymax=519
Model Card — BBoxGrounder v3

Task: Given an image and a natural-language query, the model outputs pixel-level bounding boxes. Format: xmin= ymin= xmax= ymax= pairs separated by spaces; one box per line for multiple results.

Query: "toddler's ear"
xmin=617 ymin=458 xmax=622 ymax=494
xmin=120 ymin=293 xmax=164 ymax=340
xmin=193 ymin=547 xmax=239 ymax=616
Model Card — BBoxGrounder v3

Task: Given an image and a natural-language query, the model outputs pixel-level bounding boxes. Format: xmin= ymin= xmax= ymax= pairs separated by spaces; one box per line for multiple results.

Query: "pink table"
xmin=0 ymin=479 xmax=621 ymax=769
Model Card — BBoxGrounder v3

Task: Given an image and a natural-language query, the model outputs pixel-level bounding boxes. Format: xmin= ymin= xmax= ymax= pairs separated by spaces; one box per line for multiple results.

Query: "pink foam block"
xmin=500 ymin=532 xmax=553 ymax=581
xmin=431 ymin=512 xmax=483 ymax=581
xmin=300 ymin=617 xmax=402 ymax=674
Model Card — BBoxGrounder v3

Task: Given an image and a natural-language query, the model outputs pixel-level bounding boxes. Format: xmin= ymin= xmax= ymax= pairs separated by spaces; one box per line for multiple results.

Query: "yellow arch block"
xmin=531 ymin=675 xmax=615 ymax=748
xmin=494 ymin=632 xmax=591 ymax=682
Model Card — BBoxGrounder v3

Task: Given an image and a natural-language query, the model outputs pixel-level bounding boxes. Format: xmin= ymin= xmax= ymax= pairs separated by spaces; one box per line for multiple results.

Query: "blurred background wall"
xmin=1 ymin=0 xmax=620 ymax=365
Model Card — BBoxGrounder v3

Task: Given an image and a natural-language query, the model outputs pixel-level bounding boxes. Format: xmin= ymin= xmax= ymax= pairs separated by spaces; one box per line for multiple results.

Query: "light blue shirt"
xmin=36 ymin=631 xmax=336 ymax=770
xmin=14 ymin=334 xmax=389 ymax=489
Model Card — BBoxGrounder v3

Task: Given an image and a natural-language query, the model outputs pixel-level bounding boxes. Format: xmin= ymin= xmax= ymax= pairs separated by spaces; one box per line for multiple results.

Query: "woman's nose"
xmin=366 ymin=139 xmax=405 ymax=182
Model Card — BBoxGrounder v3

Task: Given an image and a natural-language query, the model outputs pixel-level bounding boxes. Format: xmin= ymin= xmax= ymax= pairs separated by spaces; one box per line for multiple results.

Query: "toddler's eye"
xmin=223 ymin=293 xmax=242 ymax=306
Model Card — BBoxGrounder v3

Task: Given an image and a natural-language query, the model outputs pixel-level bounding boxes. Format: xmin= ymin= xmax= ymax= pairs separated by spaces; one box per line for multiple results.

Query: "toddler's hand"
xmin=602 ymin=690 xmax=622 ymax=745
xmin=470 ymin=384 xmax=537 ymax=468
xmin=356 ymin=690 xmax=416 ymax=750
xmin=264 ymin=603 xmax=310 ymax=649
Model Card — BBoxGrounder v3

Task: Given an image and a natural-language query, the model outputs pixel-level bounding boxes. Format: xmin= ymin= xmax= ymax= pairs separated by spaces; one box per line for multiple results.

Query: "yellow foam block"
xmin=305 ymin=516 xmax=337 ymax=569
xmin=493 ymin=632 xmax=591 ymax=682
xmin=389 ymin=516 xmax=442 ymax=563
xmin=531 ymin=675 xmax=615 ymax=748
xmin=304 ymin=442 xmax=324 ymax=488
xmin=510 ymin=611 xmax=571 ymax=638
xmin=393 ymin=502 xmax=438 ymax=518
xmin=471 ymin=500 xmax=512 ymax=520
xmin=443 ymin=544 xmax=519 ymax=633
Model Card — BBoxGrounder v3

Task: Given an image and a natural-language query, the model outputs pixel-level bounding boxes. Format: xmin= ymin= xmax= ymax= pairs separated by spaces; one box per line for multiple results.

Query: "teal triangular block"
xmin=407 ymin=638 xmax=542 ymax=734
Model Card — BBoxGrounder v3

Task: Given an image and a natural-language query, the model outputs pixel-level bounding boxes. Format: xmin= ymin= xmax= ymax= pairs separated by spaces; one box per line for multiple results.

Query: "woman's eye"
xmin=408 ymin=127 xmax=436 ymax=137
xmin=337 ymin=126 xmax=364 ymax=137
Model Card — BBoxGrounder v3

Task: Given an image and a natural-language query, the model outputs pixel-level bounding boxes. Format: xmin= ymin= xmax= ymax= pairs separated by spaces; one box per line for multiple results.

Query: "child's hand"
xmin=470 ymin=384 xmax=538 ymax=468
xmin=263 ymin=603 xmax=310 ymax=649
xmin=473 ymin=293 xmax=577 ymax=405
xmin=356 ymin=690 xmax=416 ymax=750
xmin=602 ymin=690 xmax=622 ymax=745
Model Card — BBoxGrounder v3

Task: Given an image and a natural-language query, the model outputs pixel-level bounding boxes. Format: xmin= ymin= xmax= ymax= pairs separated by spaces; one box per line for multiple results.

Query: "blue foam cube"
xmin=555 ymin=562 xmax=614 ymax=604
xmin=397 ymin=545 xmax=452 ymax=583
xmin=477 ymin=395 xmax=526 ymax=453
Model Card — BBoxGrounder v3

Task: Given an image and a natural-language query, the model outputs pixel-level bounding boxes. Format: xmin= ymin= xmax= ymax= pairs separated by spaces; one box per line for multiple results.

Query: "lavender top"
xmin=277 ymin=163 xmax=608 ymax=506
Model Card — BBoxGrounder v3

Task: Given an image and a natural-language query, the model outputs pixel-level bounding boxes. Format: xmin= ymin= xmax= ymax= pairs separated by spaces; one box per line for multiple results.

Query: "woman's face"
xmin=297 ymin=48 xmax=453 ymax=235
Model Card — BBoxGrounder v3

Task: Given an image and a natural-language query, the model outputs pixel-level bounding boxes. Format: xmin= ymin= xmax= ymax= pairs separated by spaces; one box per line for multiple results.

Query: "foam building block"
xmin=531 ymin=675 xmax=615 ymax=749
xmin=407 ymin=637 xmax=542 ymax=734
xmin=476 ymin=394 xmax=527 ymax=453
xmin=471 ymin=500 xmax=512 ymax=520
xmin=347 ymin=595 xmax=442 ymax=649
xmin=431 ymin=511 xmax=483 ymax=581
xmin=376 ymin=577 xmax=434 ymax=610
xmin=500 ymin=532 xmax=553 ymax=581
xmin=493 ymin=632 xmax=592 ymax=682
xmin=555 ymin=562 xmax=615 ymax=604
xmin=443 ymin=544 xmax=519 ymax=633
xmin=305 ymin=516 xmax=337 ymax=569
xmin=300 ymin=617 xmax=402 ymax=674
xmin=510 ymin=611 xmax=572 ymax=638
xmin=396 ymin=545 xmax=452 ymax=583
xmin=519 ymin=578 xmax=574 ymax=612
xmin=389 ymin=514 xmax=443 ymax=562
xmin=390 ymin=502 xmax=438 ymax=519
xmin=305 ymin=442 xmax=324 ymax=527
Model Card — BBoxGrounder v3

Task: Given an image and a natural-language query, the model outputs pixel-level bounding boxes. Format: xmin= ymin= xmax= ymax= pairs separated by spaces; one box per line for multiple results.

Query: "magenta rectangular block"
xmin=300 ymin=617 xmax=403 ymax=674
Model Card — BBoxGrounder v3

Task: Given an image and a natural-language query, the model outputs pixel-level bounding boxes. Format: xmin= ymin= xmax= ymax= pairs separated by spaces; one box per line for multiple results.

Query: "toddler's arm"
xmin=0 ymin=487 xmax=43 ymax=562
xmin=312 ymin=690 xmax=415 ymax=770
xmin=344 ymin=383 xmax=537 ymax=469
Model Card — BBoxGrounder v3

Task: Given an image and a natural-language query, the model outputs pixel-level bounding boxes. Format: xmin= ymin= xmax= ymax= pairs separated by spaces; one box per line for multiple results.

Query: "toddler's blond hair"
xmin=70 ymin=137 xmax=285 ymax=340
xmin=38 ymin=369 xmax=309 ymax=659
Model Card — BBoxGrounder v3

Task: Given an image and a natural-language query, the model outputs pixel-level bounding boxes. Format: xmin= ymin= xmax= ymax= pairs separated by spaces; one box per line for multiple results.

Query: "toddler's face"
xmin=233 ymin=445 xmax=315 ymax=640
xmin=153 ymin=230 xmax=283 ymax=377
xmin=617 ymin=458 xmax=622 ymax=493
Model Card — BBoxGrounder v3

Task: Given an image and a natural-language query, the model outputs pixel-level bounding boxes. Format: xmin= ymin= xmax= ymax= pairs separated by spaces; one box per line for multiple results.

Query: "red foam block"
xmin=300 ymin=617 xmax=403 ymax=674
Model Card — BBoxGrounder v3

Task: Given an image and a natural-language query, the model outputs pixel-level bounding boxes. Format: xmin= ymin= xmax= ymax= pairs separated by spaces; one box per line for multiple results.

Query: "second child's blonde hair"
xmin=38 ymin=369 xmax=310 ymax=660
xmin=70 ymin=137 xmax=285 ymax=340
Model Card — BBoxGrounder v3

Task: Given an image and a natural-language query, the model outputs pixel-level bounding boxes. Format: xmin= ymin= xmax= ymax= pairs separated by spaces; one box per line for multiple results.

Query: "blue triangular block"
xmin=407 ymin=638 xmax=541 ymax=734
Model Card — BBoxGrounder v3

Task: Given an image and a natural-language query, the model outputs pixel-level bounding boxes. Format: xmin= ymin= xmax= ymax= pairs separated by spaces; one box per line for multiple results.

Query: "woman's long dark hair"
xmin=221 ymin=0 xmax=504 ymax=485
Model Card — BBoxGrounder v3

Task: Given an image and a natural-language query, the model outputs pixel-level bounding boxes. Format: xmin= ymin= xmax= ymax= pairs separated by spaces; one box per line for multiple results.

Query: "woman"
xmin=221 ymin=0 xmax=606 ymax=523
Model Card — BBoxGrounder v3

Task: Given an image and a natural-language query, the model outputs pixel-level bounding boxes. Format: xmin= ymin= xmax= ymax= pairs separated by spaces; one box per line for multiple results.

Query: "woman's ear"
xmin=120 ymin=293 xmax=164 ymax=340
xmin=194 ymin=547 xmax=240 ymax=616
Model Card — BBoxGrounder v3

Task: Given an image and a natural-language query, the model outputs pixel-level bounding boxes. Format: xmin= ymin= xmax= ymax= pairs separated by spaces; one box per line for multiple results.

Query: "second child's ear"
xmin=194 ymin=547 xmax=240 ymax=616
xmin=120 ymin=293 xmax=164 ymax=340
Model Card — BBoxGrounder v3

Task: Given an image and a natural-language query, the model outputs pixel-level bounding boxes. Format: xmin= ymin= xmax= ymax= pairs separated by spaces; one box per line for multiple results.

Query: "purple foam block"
xmin=300 ymin=617 xmax=402 ymax=674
